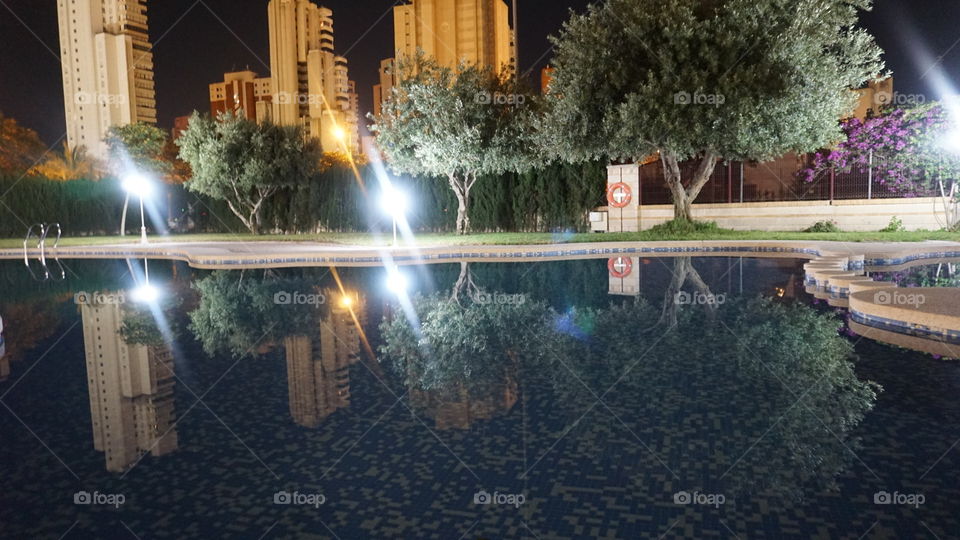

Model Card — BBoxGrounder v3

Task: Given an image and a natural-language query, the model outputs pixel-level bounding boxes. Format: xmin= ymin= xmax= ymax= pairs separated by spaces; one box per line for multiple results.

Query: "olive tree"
xmin=177 ymin=113 xmax=321 ymax=234
xmin=542 ymin=0 xmax=885 ymax=221
xmin=371 ymin=57 xmax=537 ymax=234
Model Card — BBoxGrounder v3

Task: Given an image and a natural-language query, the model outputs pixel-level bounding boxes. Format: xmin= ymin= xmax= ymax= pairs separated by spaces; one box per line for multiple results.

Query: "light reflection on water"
xmin=0 ymin=257 xmax=957 ymax=539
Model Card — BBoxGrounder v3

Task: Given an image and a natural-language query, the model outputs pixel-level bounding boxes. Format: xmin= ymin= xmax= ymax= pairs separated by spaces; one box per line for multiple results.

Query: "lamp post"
xmin=380 ymin=186 xmax=408 ymax=247
xmin=122 ymin=173 xmax=152 ymax=244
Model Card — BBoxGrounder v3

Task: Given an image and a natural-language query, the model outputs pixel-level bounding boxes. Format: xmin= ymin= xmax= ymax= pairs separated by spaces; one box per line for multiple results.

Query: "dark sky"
xmin=1 ymin=0 xmax=958 ymax=147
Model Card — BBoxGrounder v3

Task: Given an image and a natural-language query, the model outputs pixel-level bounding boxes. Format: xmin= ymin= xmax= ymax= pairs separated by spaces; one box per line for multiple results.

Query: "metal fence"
xmin=636 ymin=153 xmax=940 ymax=205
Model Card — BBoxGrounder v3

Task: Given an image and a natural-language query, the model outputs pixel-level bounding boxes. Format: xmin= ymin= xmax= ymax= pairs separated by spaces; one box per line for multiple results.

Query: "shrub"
xmin=879 ymin=216 xmax=906 ymax=233
xmin=804 ymin=220 xmax=841 ymax=233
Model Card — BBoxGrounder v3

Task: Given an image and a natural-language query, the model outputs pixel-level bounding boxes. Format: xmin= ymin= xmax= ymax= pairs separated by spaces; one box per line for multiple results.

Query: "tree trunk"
xmin=449 ymin=173 xmax=472 ymax=235
xmin=661 ymin=150 xmax=720 ymax=222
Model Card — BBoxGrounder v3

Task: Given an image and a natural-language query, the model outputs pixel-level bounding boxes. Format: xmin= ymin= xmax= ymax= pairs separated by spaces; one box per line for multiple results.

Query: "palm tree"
xmin=30 ymin=143 xmax=98 ymax=180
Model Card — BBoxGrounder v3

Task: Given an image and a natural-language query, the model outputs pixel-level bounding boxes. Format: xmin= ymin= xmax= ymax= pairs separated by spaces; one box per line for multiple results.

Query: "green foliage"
xmin=646 ymin=219 xmax=724 ymax=237
xmin=380 ymin=290 xmax=878 ymax=498
xmin=0 ymin=111 xmax=46 ymax=175
xmin=542 ymin=0 xmax=885 ymax=218
xmin=379 ymin=293 xmax=561 ymax=398
xmin=804 ymin=220 xmax=842 ymax=233
xmin=879 ymin=216 xmax=905 ymax=233
xmin=188 ymin=271 xmax=322 ymax=358
xmin=371 ymin=56 xmax=540 ymax=234
xmin=105 ymin=122 xmax=171 ymax=178
xmin=177 ymin=113 xmax=322 ymax=233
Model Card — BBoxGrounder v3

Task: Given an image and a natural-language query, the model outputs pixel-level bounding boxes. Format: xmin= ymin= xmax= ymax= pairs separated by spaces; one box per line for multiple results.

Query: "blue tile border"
xmin=850 ymin=310 xmax=960 ymax=345
xmin=3 ymin=242 xmax=959 ymax=271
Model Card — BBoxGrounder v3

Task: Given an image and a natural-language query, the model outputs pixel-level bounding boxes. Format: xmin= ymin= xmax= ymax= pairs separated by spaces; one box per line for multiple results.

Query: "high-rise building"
xmin=80 ymin=294 xmax=177 ymax=473
xmin=57 ymin=0 xmax=157 ymax=161
xmin=372 ymin=58 xmax=396 ymax=118
xmin=209 ymin=70 xmax=274 ymax=123
xmin=267 ymin=0 xmax=358 ymax=153
xmin=393 ymin=0 xmax=514 ymax=73
xmin=376 ymin=0 xmax=515 ymax=119
xmin=284 ymin=293 xmax=362 ymax=428
xmin=410 ymin=377 xmax=518 ymax=430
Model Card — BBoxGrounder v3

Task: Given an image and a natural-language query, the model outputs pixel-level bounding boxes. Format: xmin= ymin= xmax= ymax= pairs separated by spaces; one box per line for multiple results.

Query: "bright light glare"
xmin=332 ymin=126 xmax=346 ymax=141
xmin=380 ymin=187 xmax=409 ymax=217
xmin=340 ymin=295 xmax=354 ymax=308
xmin=385 ymin=270 xmax=409 ymax=294
xmin=122 ymin=173 xmax=153 ymax=198
xmin=131 ymin=284 xmax=160 ymax=303
xmin=945 ymin=131 xmax=960 ymax=153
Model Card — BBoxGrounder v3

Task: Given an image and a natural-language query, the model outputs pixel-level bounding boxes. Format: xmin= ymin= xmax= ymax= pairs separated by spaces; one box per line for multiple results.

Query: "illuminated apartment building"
xmin=284 ymin=294 xmax=362 ymax=428
xmin=80 ymin=295 xmax=177 ymax=473
xmin=57 ymin=0 xmax=157 ymax=160
xmin=209 ymin=70 xmax=274 ymax=123
xmin=375 ymin=0 xmax=514 ymax=119
xmin=267 ymin=0 xmax=359 ymax=152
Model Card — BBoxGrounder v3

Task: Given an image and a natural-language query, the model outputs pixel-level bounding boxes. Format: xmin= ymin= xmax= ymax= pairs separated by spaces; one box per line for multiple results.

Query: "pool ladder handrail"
xmin=23 ymin=223 xmax=65 ymax=281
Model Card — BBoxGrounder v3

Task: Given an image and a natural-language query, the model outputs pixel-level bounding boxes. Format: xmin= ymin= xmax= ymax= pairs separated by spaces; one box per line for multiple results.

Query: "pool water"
xmin=0 ymin=257 xmax=957 ymax=539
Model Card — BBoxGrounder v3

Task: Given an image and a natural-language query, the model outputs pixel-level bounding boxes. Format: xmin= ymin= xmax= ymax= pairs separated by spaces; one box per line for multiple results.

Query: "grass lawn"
xmin=4 ymin=228 xmax=960 ymax=249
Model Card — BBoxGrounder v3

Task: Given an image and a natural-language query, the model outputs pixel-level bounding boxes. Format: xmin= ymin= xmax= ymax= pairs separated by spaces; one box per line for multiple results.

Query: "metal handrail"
xmin=23 ymin=223 xmax=64 ymax=282
xmin=23 ymin=224 xmax=43 ymax=265
xmin=38 ymin=223 xmax=61 ymax=265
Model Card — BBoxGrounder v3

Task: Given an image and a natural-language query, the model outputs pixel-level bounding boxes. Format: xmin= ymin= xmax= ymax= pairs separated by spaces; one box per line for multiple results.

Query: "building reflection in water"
xmin=284 ymin=290 xmax=363 ymax=428
xmin=410 ymin=377 xmax=518 ymax=431
xmin=80 ymin=292 xmax=178 ymax=473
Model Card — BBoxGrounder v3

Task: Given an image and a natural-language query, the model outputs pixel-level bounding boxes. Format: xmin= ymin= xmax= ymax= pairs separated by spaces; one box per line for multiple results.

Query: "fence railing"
xmin=636 ymin=154 xmax=940 ymax=205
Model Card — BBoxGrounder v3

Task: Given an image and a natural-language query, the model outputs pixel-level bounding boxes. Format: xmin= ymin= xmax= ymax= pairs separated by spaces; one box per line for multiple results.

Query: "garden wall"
xmin=600 ymin=197 xmax=944 ymax=232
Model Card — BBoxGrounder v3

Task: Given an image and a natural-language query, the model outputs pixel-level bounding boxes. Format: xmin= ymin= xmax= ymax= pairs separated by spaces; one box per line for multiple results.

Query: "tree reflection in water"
xmin=381 ymin=258 xmax=880 ymax=499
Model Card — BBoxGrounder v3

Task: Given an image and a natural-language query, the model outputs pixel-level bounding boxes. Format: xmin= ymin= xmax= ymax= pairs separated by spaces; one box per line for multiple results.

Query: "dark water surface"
xmin=0 ymin=257 xmax=957 ymax=539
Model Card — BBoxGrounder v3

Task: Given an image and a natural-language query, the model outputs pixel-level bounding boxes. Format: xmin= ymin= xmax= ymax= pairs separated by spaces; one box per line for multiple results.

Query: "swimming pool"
xmin=0 ymin=257 xmax=956 ymax=539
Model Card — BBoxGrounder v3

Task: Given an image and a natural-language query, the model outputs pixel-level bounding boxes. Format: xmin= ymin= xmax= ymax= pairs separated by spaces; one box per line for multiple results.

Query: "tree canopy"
xmin=0 ymin=111 xmax=46 ymax=175
xmin=542 ymin=0 xmax=886 ymax=220
xmin=177 ymin=113 xmax=322 ymax=234
xmin=105 ymin=122 xmax=171 ymax=178
xmin=370 ymin=56 xmax=538 ymax=234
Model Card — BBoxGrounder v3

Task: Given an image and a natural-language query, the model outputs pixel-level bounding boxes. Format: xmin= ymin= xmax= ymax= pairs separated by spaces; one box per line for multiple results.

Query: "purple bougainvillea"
xmin=799 ymin=103 xmax=960 ymax=197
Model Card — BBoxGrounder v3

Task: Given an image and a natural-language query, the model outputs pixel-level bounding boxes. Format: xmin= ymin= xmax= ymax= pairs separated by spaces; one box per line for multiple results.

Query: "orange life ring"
xmin=608 ymin=257 xmax=633 ymax=278
xmin=607 ymin=182 xmax=632 ymax=208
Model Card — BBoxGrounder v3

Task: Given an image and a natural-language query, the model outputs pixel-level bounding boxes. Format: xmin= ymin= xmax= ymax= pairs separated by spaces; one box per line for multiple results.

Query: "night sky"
xmin=1 ymin=0 xmax=958 ymax=147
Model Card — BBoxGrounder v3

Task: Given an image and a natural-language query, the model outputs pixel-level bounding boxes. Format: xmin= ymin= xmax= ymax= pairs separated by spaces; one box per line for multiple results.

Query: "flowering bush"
xmin=799 ymin=103 xmax=960 ymax=197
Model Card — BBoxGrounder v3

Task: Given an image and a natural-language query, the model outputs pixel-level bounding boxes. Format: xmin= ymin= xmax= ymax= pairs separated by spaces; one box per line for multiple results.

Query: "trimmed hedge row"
xmin=1 ymin=160 xmax=606 ymax=237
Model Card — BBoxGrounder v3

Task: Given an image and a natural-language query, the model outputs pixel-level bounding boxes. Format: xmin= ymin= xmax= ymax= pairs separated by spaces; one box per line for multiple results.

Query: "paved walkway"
xmin=4 ymin=239 xmax=960 ymax=269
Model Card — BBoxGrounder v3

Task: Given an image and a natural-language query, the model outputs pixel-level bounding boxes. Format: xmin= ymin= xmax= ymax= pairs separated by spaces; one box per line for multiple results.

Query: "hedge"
xmin=1 ymin=160 xmax=606 ymax=237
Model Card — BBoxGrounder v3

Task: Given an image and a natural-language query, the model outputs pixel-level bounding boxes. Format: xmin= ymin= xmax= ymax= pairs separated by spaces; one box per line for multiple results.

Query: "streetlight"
xmin=380 ymin=185 xmax=408 ymax=247
xmin=122 ymin=173 xmax=153 ymax=244
xmin=385 ymin=269 xmax=409 ymax=294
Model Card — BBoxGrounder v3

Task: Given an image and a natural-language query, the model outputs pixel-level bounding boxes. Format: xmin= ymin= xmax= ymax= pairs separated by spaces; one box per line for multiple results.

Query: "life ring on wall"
xmin=607 ymin=183 xmax=632 ymax=208
xmin=608 ymin=257 xmax=633 ymax=278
